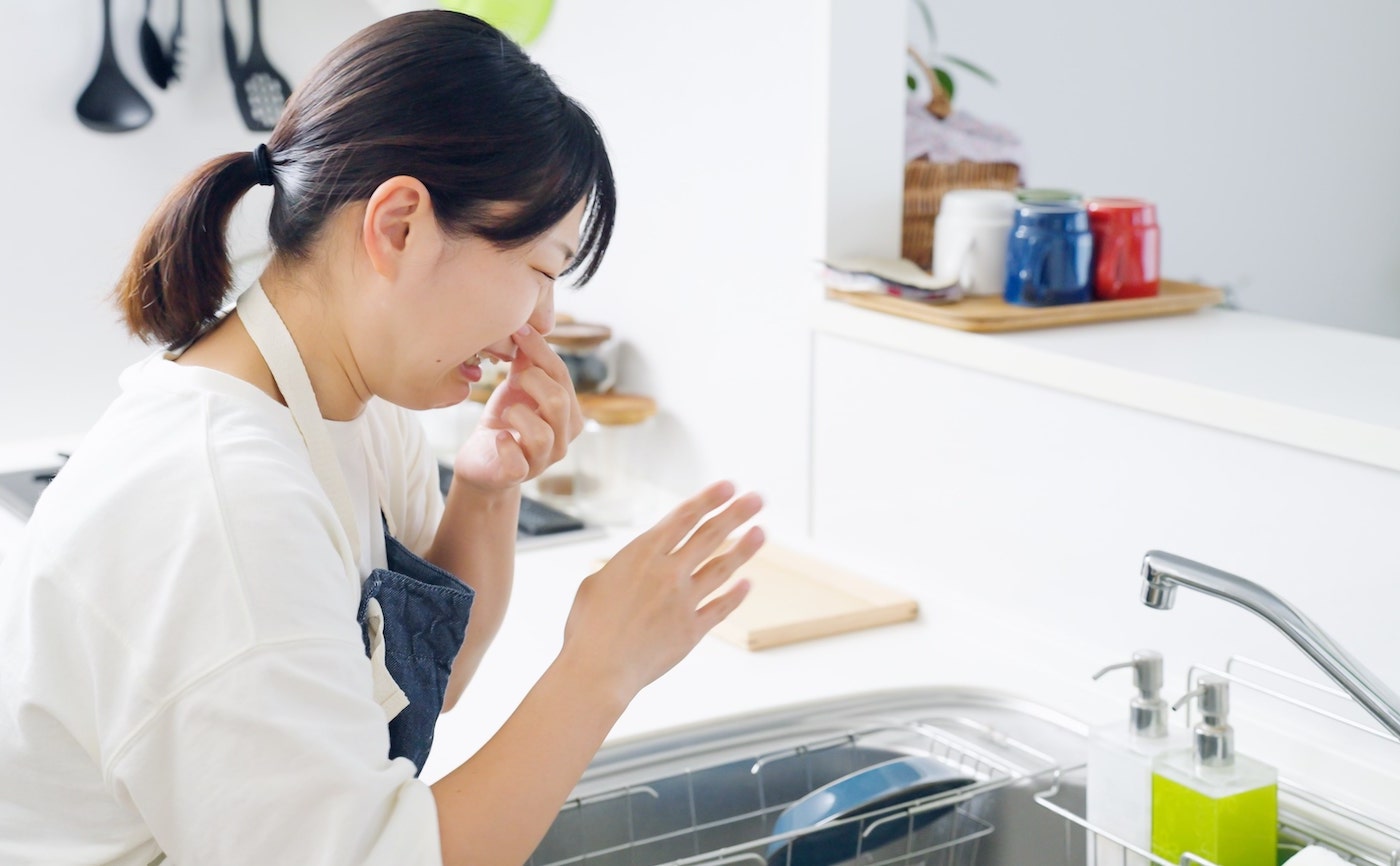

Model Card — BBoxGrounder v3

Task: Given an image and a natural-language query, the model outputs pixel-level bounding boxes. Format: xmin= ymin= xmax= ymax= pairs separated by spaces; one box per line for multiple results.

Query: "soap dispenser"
xmin=1086 ymin=650 xmax=1188 ymax=866
xmin=1151 ymin=676 xmax=1278 ymax=866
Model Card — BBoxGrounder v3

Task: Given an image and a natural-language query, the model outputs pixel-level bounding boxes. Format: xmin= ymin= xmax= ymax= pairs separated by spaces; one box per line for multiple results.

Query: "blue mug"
xmin=1003 ymin=203 xmax=1093 ymax=306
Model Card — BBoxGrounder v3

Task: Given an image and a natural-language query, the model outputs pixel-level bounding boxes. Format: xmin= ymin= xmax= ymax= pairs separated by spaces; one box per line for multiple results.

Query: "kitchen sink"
xmin=529 ymin=688 xmax=1089 ymax=866
xmin=529 ymin=687 xmax=1399 ymax=866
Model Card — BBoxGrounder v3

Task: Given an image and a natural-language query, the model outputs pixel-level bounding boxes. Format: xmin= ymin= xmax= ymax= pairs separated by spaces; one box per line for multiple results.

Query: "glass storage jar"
xmin=545 ymin=321 xmax=618 ymax=394
xmin=533 ymin=393 xmax=657 ymax=525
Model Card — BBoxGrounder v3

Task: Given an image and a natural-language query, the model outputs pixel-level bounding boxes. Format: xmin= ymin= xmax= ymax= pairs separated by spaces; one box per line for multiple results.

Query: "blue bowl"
xmin=765 ymin=755 xmax=974 ymax=866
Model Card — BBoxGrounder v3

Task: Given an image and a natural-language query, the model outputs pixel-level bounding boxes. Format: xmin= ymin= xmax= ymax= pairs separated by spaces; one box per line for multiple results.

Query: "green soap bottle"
xmin=1151 ymin=676 xmax=1278 ymax=866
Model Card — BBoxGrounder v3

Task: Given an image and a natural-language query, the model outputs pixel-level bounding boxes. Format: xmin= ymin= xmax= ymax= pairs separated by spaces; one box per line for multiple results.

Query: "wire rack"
xmin=527 ymin=716 xmax=1059 ymax=866
xmin=1033 ymin=655 xmax=1400 ymax=866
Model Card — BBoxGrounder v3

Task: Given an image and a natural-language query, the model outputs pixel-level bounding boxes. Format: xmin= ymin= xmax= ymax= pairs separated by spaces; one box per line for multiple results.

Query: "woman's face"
xmin=366 ymin=198 xmax=587 ymax=411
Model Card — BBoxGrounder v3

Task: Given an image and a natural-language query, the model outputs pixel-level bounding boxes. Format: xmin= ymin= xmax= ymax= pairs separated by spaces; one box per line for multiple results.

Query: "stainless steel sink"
xmin=529 ymin=687 xmax=1399 ymax=866
xmin=528 ymin=688 xmax=1091 ymax=866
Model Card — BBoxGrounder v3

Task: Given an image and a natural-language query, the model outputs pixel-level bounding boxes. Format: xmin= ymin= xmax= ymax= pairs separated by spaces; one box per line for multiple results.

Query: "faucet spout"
xmin=1140 ymin=550 xmax=1400 ymax=742
xmin=1139 ymin=558 xmax=1178 ymax=610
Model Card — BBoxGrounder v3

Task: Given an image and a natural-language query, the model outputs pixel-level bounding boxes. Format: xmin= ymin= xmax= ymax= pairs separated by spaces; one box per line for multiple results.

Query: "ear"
xmin=361 ymin=176 xmax=440 ymax=281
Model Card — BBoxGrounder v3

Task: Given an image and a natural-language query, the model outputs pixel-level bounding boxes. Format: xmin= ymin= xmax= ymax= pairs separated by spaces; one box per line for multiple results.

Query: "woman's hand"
xmin=561 ymin=481 xmax=765 ymax=702
xmin=452 ymin=325 xmax=584 ymax=493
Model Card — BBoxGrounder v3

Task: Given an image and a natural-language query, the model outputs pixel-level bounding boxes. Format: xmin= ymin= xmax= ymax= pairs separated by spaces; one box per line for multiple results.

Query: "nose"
xmin=529 ymin=281 xmax=555 ymax=336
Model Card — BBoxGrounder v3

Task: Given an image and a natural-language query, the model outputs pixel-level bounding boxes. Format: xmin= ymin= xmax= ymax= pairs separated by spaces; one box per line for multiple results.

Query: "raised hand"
xmin=561 ymin=481 xmax=765 ymax=700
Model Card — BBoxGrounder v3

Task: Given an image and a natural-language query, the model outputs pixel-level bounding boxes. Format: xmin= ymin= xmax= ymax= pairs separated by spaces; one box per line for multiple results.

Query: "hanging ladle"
xmin=76 ymin=0 xmax=154 ymax=132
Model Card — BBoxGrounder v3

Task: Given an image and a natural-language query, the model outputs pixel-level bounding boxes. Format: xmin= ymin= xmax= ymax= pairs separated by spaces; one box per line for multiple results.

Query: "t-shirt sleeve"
xmin=107 ymin=640 xmax=444 ymax=866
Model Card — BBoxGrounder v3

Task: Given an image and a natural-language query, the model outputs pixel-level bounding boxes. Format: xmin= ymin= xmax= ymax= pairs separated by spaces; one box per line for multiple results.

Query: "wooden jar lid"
xmin=545 ymin=322 xmax=612 ymax=352
xmin=466 ymin=389 xmax=657 ymax=426
xmin=578 ymin=392 xmax=657 ymax=426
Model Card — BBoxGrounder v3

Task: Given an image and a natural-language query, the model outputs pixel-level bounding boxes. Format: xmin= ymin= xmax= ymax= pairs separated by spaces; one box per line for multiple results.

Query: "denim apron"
xmin=238 ymin=283 xmax=474 ymax=775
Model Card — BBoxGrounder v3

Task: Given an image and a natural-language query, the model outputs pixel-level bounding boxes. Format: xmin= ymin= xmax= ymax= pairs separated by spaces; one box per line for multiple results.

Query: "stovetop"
xmin=0 ymin=463 xmax=64 ymax=521
xmin=0 ymin=458 xmax=600 ymax=547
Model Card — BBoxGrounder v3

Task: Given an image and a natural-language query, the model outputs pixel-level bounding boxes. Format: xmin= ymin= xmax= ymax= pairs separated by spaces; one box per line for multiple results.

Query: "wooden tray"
xmin=602 ymin=543 xmax=919 ymax=651
xmin=707 ymin=544 xmax=918 ymax=651
xmin=827 ymin=279 xmax=1224 ymax=333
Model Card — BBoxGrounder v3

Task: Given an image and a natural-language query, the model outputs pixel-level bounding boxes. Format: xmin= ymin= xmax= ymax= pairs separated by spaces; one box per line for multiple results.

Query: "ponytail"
xmin=114 ymin=151 xmax=263 ymax=347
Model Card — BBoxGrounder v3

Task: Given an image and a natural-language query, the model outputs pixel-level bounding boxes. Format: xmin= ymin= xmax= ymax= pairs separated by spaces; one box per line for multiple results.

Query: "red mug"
xmin=1085 ymin=198 xmax=1160 ymax=300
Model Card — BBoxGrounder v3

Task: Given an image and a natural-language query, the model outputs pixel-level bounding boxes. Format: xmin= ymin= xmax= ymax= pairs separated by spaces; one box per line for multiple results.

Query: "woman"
xmin=0 ymin=11 xmax=762 ymax=865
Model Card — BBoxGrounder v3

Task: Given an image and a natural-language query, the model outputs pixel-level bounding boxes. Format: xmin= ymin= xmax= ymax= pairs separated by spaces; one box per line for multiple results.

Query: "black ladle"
xmin=76 ymin=0 xmax=154 ymax=132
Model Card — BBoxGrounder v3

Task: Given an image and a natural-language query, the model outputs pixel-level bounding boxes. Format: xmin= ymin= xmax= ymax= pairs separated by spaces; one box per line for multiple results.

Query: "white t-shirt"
xmin=0 ymin=353 xmax=449 ymax=865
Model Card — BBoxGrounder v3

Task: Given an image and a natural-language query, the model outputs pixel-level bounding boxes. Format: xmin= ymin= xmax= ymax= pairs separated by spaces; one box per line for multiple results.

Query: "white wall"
xmin=0 ymin=0 xmax=380 ymax=439
xmin=0 ymin=0 xmax=837 ymax=539
xmin=515 ymin=0 xmax=831 ymax=537
xmin=5 ymin=0 xmax=1398 ymax=534
xmin=927 ymin=0 xmax=1400 ymax=337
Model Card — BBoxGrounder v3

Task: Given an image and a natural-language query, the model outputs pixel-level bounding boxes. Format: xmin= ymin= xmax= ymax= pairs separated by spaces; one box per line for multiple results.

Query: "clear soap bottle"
xmin=1151 ymin=677 xmax=1278 ymax=866
xmin=1087 ymin=650 xmax=1189 ymax=866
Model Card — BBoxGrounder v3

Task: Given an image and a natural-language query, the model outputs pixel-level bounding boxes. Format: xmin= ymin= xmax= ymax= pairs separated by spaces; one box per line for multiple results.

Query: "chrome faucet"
xmin=1140 ymin=549 xmax=1400 ymax=742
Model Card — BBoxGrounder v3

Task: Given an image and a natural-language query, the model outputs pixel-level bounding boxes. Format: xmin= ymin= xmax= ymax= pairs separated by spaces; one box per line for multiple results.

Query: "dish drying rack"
xmin=1036 ymin=655 xmax=1400 ymax=866
xmin=527 ymin=660 xmax=1399 ymax=866
xmin=527 ymin=715 xmax=1062 ymax=866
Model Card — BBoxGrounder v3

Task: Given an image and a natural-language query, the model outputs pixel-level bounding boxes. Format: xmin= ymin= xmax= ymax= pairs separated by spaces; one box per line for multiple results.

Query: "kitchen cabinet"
xmin=808 ymin=297 xmax=1400 ymax=824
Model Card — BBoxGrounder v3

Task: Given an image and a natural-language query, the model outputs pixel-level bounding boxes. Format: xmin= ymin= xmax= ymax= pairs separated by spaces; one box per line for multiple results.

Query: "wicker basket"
xmin=902 ymin=159 xmax=1021 ymax=272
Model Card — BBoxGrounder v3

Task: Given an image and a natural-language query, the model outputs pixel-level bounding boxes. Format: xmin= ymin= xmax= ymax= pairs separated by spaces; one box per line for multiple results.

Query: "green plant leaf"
xmin=943 ymin=54 xmax=997 ymax=85
xmin=934 ymin=67 xmax=955 ymax=100
xmin=906 ymin=73 xmax=918 ymax=91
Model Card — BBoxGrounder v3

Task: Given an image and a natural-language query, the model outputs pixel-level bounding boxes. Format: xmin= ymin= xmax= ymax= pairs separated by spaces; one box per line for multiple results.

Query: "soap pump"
xmin=1086 ymin=650 xmax=1188 ymax=866
xmin=1151 ymin=676 xmax=1278 ymax=866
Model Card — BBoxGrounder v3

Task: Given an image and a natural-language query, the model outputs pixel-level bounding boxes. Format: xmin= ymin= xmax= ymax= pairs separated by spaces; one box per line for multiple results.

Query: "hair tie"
xmin=252 ymin=144 xmax=275 ymax=187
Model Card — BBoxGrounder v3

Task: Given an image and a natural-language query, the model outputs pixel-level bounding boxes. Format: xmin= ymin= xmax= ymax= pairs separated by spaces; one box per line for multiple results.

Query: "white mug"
xmin=932 ymin=190 xmax=1017 ymax=297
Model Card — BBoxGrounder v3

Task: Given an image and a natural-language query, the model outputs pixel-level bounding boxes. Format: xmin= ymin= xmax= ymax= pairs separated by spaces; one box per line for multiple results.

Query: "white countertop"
xmin=418 ymin=527 xmax=1400 ymax=832
xmin=813 ymin=298 xmax=1400 ymax=472
xmin=419 ymin=526 xmax=1110 ymax=780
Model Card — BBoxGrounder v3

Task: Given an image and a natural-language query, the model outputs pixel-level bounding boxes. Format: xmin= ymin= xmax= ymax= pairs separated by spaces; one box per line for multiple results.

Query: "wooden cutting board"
xmin=827 ymin=278 xmax=1224 ymax=333
xmin=705 ymin=543 xmax=919 ymax=651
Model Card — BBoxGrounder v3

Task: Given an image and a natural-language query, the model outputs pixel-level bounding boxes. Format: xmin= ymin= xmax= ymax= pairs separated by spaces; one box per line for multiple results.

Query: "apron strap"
xmin=236 ymin=283 xmax=362 ymax=559
xmin=236 ymin=283 xmax=409 ymax=722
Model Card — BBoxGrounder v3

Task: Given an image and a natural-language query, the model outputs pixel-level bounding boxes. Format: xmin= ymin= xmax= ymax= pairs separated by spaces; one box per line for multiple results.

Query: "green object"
xmin=440 ymin=0 xmax=553 ymax=45
xmin=933 ymin=67 xmax=955 ymax=100
xmin=1151 ymin=752 xmax=1278 ymax=866
xmin=907 ymin=0 xmax=995 ymax=105
xmin=943 ymin=54 xmax=997 ymax=86
xmin=1017 ymin=188 xmax=1082 ymax=205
